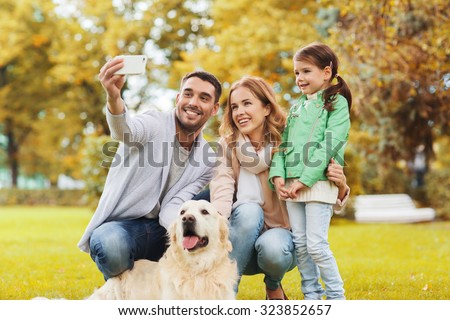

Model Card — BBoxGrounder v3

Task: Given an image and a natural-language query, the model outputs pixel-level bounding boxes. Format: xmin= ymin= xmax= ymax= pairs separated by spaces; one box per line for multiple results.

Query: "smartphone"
xmin=114 ymin=55 xmax=147 ymax=75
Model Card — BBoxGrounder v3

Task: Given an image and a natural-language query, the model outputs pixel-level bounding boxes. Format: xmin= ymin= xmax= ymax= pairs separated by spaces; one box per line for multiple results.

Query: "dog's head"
xmin=169 ymin=200 xmax=232 ymax=254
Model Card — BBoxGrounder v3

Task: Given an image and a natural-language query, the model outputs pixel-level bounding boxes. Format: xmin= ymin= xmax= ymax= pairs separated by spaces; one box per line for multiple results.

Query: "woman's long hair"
xmin=219 ymin=76 xmax=286 ymax=150
xmin=294 ymin=42 xmax=352 ymax=112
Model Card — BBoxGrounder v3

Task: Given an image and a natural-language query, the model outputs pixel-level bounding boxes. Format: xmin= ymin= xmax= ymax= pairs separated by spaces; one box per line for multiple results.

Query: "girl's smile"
xmin=293 ymin=60 xmax=331 ymax=96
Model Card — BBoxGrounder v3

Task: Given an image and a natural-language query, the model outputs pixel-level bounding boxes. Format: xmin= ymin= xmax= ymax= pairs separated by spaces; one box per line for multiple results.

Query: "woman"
xmin=195 ymin=76 xmax=349 ymax=299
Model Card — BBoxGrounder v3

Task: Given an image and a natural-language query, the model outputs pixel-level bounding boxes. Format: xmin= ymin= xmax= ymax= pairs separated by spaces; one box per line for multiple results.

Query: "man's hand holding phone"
xmin=98 ymin=55 xmax=147 ymax=115
xmin=114 ymin=55 xmax=147 ymax=75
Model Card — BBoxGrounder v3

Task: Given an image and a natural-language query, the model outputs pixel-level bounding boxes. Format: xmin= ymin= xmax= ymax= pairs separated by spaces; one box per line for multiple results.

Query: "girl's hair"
xmin=294 ymin=42 xmax=352 ymax=111
xmin=219 ymin=76 xmax=286 ymax=149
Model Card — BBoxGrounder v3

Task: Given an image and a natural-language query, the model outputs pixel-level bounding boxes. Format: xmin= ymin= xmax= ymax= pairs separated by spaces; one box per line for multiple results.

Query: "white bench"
xmin=354 ymin=193 xmax=435 ymax=223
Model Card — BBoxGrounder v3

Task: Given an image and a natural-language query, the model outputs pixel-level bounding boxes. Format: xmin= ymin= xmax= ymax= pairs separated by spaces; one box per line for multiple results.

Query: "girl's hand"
xmin=287 ymin=180 xmax=305 ymax=199
xmin=273 ymin=177 xmax=289 ymax=200
xmin=326 ymin=158 xmax=346 ymax=188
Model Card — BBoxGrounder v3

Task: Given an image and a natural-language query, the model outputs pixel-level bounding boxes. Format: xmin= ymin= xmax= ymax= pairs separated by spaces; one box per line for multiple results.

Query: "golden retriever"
xmin=88 ymin=200 xmax=238 ymax=299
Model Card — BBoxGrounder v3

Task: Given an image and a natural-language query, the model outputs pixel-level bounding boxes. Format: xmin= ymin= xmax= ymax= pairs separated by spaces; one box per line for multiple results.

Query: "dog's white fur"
xmin=88 ymin=200 xmax=237 ymax=300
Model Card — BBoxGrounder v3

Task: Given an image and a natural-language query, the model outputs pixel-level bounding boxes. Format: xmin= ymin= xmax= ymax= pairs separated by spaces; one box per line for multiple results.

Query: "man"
xmin=78 ymin=57 xmax=221 ymax=279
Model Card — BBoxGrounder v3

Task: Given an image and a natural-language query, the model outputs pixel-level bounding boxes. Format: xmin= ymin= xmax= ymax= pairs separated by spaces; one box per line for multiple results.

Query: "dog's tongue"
xmin=182 ymin=235 xmax=200 ymax=250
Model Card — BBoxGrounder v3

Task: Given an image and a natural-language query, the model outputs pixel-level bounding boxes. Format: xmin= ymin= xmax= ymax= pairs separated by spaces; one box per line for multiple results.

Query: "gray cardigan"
xmin=77 ymin=108 xmax=216 ymax=252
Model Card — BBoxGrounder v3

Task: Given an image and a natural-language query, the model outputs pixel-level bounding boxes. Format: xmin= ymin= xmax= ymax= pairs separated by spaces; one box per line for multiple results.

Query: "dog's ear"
xmin=169 ymin=221 xmax=177 ymax=244
xmin=219 ymin=216 xmax=232 ymax=252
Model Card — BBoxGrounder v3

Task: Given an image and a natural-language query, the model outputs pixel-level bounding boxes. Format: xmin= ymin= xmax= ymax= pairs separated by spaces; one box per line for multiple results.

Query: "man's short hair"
xmin=181 ymin=71 xmax=222 ymax=103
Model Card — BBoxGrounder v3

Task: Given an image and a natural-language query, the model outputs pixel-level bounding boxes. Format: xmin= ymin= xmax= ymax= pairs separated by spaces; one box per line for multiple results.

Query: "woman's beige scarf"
xmin=233 ymin=133 xmax=290 ymax=229
xmin=234 ymin=134 xmax=272 ymax=174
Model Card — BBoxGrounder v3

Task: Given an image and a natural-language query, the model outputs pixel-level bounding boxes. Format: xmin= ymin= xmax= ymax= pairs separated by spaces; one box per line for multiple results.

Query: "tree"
xmin=0 ymin=0 xmax=222 ymax=186
xmin=171 ymin=0 xmax=329 ymax=93
xmin=0 ymin=1 xmax=58 ymax=186
xmin=328 ymin=0 xmax=450 ymax=169
xmin=170 ymin=0 xmax=332 ymax=137
xmin=169 ymin=0 xmax=450 ymax=197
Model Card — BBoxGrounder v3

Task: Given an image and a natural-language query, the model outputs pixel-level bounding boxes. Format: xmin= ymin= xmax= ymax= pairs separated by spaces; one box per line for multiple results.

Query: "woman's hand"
xmin=327 ymin=158 xmax=350 ymax=201
xmin=326 ymin=158 xmax=346 ymax=188
xmin=273 ymin=177 xmax=289 ymax=200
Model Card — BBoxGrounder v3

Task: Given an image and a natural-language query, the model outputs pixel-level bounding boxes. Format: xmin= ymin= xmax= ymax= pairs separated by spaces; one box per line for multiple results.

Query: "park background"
xmin=0 ymin=0 xmax=449 ymax=299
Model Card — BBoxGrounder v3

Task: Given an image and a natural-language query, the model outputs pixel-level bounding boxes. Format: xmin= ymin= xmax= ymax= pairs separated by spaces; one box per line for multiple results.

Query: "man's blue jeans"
xmin=89 ymin=191 xmax=208 ymax=280
xmin=89 ymin=217 xmax=168 ymax=280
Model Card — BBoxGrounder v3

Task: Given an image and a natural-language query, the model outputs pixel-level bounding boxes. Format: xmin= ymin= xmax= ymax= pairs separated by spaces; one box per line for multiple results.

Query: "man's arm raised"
xmin=98 ymin=57 xmax=126 ymax=115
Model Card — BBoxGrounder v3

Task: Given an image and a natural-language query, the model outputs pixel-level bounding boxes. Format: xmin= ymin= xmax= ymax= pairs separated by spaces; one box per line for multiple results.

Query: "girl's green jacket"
xmin=269 ymin=91 xmax=350 ymax=189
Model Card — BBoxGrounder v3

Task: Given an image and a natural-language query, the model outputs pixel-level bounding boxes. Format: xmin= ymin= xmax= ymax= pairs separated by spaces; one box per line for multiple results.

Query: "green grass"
xmin=0 ymin=206 xmax=104 ymax=299
xmin=1 ymin=206 xmax=449 ymax=300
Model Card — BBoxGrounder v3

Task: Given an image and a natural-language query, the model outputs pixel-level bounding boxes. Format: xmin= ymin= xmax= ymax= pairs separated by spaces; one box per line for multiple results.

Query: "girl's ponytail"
xmin=323 ymin=75 xmax=352 ymax=112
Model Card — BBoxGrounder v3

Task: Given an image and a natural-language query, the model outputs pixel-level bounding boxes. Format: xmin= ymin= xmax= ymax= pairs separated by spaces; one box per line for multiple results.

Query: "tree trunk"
xmin=6 ymin=119 xmax=19 ymax=187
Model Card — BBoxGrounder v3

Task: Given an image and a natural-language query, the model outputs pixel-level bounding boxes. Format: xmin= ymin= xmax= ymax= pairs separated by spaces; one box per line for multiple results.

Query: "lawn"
xmin=1 ymin=206 xmax=449 ymax=300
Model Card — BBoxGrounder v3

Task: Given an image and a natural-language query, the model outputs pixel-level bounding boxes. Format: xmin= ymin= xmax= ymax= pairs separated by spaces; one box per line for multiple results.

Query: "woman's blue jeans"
xmin=230 ymin=203 xmax=296 ymax=290
xmin=89 ymin=217 xmax=168 ymax=280
xmin=194 ymin=190 xmax=296 ymax=291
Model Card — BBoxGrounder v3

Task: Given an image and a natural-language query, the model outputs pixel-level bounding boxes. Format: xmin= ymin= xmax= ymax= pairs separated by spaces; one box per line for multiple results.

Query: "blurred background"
xmin=0 ymin=0 xmax=449 ymax=219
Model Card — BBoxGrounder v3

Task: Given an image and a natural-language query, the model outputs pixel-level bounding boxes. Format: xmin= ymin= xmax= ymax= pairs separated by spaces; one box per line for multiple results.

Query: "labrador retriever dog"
xmin=88 ymin=200 xmax=238 ymax=299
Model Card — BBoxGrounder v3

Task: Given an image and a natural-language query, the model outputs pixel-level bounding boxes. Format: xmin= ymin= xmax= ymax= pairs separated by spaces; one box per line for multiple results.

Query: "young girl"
xmin=269 ymin=42 xmax=352 ymax=300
